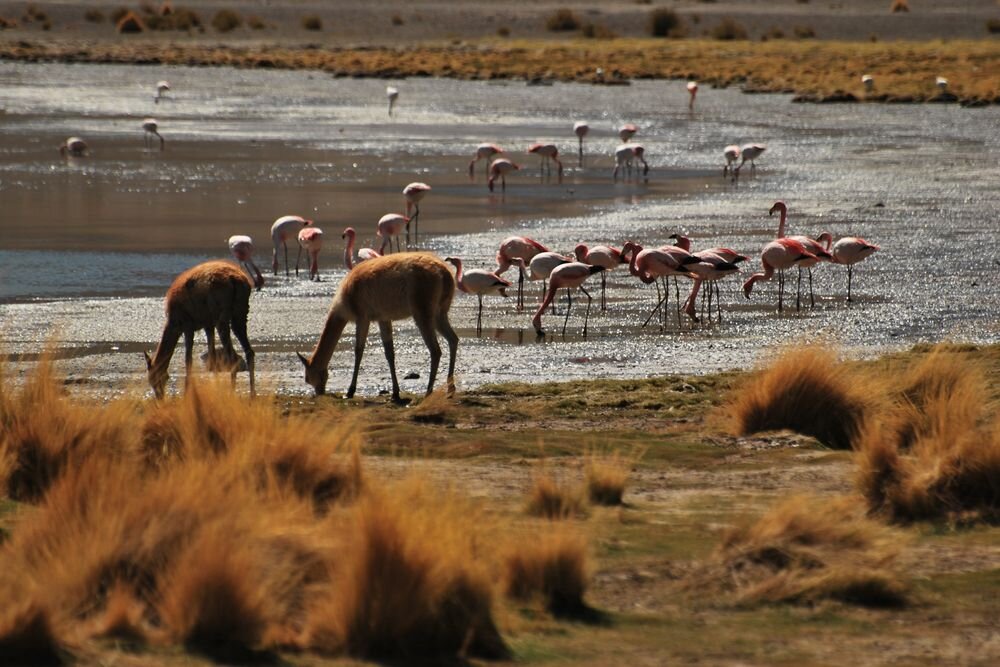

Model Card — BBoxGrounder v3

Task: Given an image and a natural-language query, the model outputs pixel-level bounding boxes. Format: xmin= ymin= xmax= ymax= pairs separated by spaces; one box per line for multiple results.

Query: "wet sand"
xmin=1 ymin=63 xmax=998 ymax=399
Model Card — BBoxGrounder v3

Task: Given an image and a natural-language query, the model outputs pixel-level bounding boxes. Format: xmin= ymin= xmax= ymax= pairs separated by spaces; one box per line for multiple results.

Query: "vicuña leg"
xmin=435 ymin=311 xmax=459 ymax=397
xmin=347 ymin=319 xmax=370 ymax=399
xmin=231 ymin=314 xmax=256 ymax=397
xmin=378 ymin=320 xmax=401 ymax=403
xmin=414 ymin=310 xmax=443 ymax=397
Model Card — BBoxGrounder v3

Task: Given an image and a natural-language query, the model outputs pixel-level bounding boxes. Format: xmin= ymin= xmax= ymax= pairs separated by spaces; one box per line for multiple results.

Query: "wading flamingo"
xmin=142 ymin=118 xmax=164 ymax=151
xmin=145 ymin=261 xmax=255 ymax=399
xmin=621 ymin=241 xmax=702 ymax=329
xmin=445 ymin=257 xmax=511 ymax=334
xmin=342 ymin=227 xmax=381 ymax=270
xmin=573 ymin=121 xmax=589 ymax=166
xmin=532 ymin=262 xmax=605 ymax=337
xmin=488 ymin=158 xmax=519 ymax=192
xmin=862 ymin=74 xmax=874 ymax=92
xmin=687 ymin=81 xmax=698 ymax=110
xmin=734 ymin=143 xmax=766 ymax=178
xmin=681 ymin=249 xmax=746 ymax=323
xmin=227 ymin=235 xmax=265 ymax=290
xmin=403 ymin=182 xmax=431 ymax=247
xmin=832 ymin=237 xmax=880 ymax=302
xmin=59 ymin=137 xmax=88 ymax=158
xmin=386 ymin=86 xmax=399 ymax=116
xmin=527 ymin=143 xmax=563 ymax=182
xmin=154 ymin=80 xmax=170 ymax=103
xmin=723 ymin=144 xmax=740 ymax=177
xmin=516 ymin=252 xmax=575 ymax=313
xmin=296 ymin=227 xmax=324 ymax=281
xmin=297 ymin=253 xmax=458 ymax=402
xmin=377 ymin=213 xmax=409 ymax=254
xmin=271 ymin=215 xmax=313 ymax=276
xmin=574 ymin=243 xmax=628 ymax=310
xmin=769 ymin=201 xmax=833 ymax=308
xmin=470 ymin=143 xmax=503 ymax=180
xmin=613 ymin=144 xmax=649 ymax=181
xmin=743 ymin=238 xmax=817 ymax=312
xmin=618 ymin=123 xmax=638 ymax=142
xmin=496 ymin=235 xmax=550 ymax=311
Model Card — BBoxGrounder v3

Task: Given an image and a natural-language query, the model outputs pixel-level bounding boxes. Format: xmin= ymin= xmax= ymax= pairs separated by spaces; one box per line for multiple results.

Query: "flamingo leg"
xmin=778 ymin=270 xmax=784 ymax=313
xmin=413 ymin=205 xmax=419 ymax=248
xmin=796 ymin=268 xmax=802 ymax=311
xmin=674 ymin=277 xmax=682 ymax=327
xmin=847 ymin=265 xmax=853 ymax=303
xmin=578 ymin=137 xmax=584 ymax=167
xmin=600 ymin=272 xmax=607 ymax=311
xmin=283 ymin=243 xmax=290 ymax=277
xmin=476 ymin=294 xmax=483 ymax=336
xmin=642 ymin=287 xmax=667 ymax=329
xmin=809 ymin=268 xmax=815 ymax=307
xmin=517 ymin=267 xmax=525 ymax=312
xmin=295 ymin=245 xmax=303 ymax=277
xmin=716 ymin=282 xmax=723 ymax=323
xmin=580 ymin=285 xmax=593 ymax=337
xmin=562 ymin=288 xmax=572 ymax=336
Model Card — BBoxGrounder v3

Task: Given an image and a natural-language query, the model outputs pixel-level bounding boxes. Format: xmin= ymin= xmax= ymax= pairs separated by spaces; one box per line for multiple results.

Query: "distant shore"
xmin=2 ymin=37 xmax=998 ymax=106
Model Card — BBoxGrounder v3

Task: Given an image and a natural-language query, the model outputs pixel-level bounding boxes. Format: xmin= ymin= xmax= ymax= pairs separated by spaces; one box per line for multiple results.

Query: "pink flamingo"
xmin=671 ymin=235 xmax=746 ymax=322
xmin=342 ymin=227 xmax=381 ymax=270
xmin=734 ymin=143 xmax=766 ymax=178
xmin=59 ymin=137 xmax=88 ymax=158
xmin=377 ymin=213 xmax=409 ymax=254
xmin=469 ymin=143 xmax=504 ymax=180
xmin=496 ymin=236 xmax=550 ymax=310
xmin=723 ymin=144 xmax=740 ymax=178
xmin=574 ymin=243 xmax=628 ymax=310
xmin=227 ymin=235 xmax=265 ymax=290
xmin=832 ymin=237 xmax=880 ymax=302
xmin=296 ymin=227 xmax=324 ymax=281
xmin=527 ymin=143 xmax=564 ymax=183
xmin=488 ymin=158 xmax=519 ymax=192
xmin=573 ymin=121 xmax=589 ymax=166
xmin=515 ymin=252 xmax=575 ymax=314
xmin=403 ymin=182 xmax=431 ymax=247
xmin=621 ymin=241 xmax=702 ymax=328
xmin=532 ymin=262 xmax=605 ymax=337
xmin=618 ymin=123 xmax=638 ymax=142
xmin=743 ymin=239 xmax=817 ymax=312
xmin=687 ymin=81 xmax=698 ymax=110
xmin=769 ymin=201 xmax=833 ymax=308
xmin=613 ymin=144 xmax=649 ymax=181
xmin=154 ymin=80 xmax=170 ymax=103
xmin=445 ymin=257 xmax=512 ymax=334
xmin=386 ymin=86 xmax=399 ymax=116
xmin=271 ymin=215 xmax=313 ymax=276
xmin=142 ymin=118 xmax=164 ymax=151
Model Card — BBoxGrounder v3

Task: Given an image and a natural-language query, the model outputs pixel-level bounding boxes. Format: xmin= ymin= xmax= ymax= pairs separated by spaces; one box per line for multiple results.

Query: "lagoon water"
xmin=1 ymin=62 xmax=997 ymax=398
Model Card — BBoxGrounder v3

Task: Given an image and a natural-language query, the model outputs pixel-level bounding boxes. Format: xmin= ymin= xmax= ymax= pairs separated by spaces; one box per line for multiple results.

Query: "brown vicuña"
xmin=298 ymin=252 xmax=458 ymax=401
xmin=145 ymin=260 xmax=255 ymax=399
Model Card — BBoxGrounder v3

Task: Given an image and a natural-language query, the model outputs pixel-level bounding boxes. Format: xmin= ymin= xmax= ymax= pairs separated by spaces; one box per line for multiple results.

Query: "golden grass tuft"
xmin=306 ymin=481 xmax=507 ymax=660
xmin=0 ymin=601 xmax=65 ymax=665
xmin=526 ymin=470 xmax=587 ymax=518
xmin=584 ymin=448 xmax=643 ymax=506
xmin=726 ymin=346 xmax=872 ymax=450
xmin=503 ymin=528 xmax=591 ymax=615
xmin=890 ymin=0 xmax=910 ymax=13
xmin=702 ymin=496 xmax=908 ymax=607
xmin=88 ymin=584 xmax=147 ymax=643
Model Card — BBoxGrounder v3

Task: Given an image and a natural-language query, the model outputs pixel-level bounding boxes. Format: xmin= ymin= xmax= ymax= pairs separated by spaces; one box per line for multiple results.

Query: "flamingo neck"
xmin=777 ymin=209 xmax=787 ymax=238
xmin=344 ymin=235 xmax=354 ymax=270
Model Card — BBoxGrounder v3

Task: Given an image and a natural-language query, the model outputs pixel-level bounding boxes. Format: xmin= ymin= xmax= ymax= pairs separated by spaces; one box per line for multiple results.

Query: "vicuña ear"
xmin=143 ymin=351 xmax=153 ymax=370
xmin=296 ymin=352 xmax=310 ymax=367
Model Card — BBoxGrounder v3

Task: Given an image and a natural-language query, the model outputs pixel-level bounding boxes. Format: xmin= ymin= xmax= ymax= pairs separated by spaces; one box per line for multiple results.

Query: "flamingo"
xmin=488 ymin=158 xmax=519 ymax=192
xmin=518 ymin=252 xmax=575 ymax=313
xmin=743 ymin=238 xmax=817 ymax=312
xmin=621 ymin=242 xmax=702 ymax=329
xmin=862 ymin=74 xmax=874 ymax=92
xmin=227 ymin=235 xmax=265 ymax=290
xmin=59 ymin=137 xmax=88 ymax=158
xmin=723 ymin=144 xmax=740 ymax=177
xmin=734 ymin=143 xmax=766 ymax=178
xmin=573 ymin=121 xmax=589 ymax=166
xmin=296 ymin=227 xmax=324 ymax=281
xmin=377 ymin=213 xmax=409 ymax=254
xmin=613 ymin=144 xmax=649 ymax=181
xmin=496 ymin=236 xmax=550 ymax=311
xmin=469 ymin=143 xmax=503 ymax=180
xmin=445 ymin=257 xmax=511 ymax=335
xmin=935 ymin=77 xmax=948 ymax=92
xmin=832 ymin=237 xmax=880 ymax=302
xmin=342 ymin=227 xmax=381 ymax=270
xmin=528 ymin=143 xmax=563 ymax=182
xmin=768 ymin=201 xmax=833 ymax=308
xmin=402 ymin=182 xmax=431 ymax=248
xmin=687 ymin=81 xmax=698 ymax=110
xmin=142 ymin=118 xmax=164 ymax=151
xmin=271 ymin=215 xmax=313 ymax=276
xmin=618 ymin=123 xmax=638 ymax=142
xmin=154 ymin=80 xmax=170 ymax=103
xmin=574 ymin=243 xmax=627 ymax=310
xmin=386 ymin=86 xmax=399 ymax=116
xmin=532 ymin=262 xmax=605 ymax=337
xmin=670 ymin=235 xmax=745 ymax=322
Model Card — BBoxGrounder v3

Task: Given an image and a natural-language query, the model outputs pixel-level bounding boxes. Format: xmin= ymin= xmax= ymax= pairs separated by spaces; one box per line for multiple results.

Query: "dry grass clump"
xmin=584 ymin=448 xmax=642 ymax=506
xmin=211 ymin=8 xmax=241 ymax=33
xmin=302 ymin=15 xmax=322 ymax=31
xmin=726 ymin=346 xmax=872 ymax=450
xmin=701 ymin=497 xmax=908 ymax=607
xmin=247 ymin=15 xmax=265 ymax=30
xmin=988 ymin=19 xmax=1000 ymax=34
xmin=890 ymin=0 xmax=910 ymax=13
xmin=649 ymin=8 xmax=681 ymax=38
xmin=391 ymin=13 xmax=404 ymax=26
xmin=794 ymin=25 xmax=816 ymax=39
xmin=116 ymin=10 xmax=144 ymax=33
xmin=83 ymin=9 xmax=104 ymax=23
xmin=503 ymin=528 xmax=591 ymax=615
xmin=307 ymin=481 xmax=507 ymax=660
xmin=526 ymin=471 xmax=587 ymax=518
xmin=712 ymin=17 xmax=748 ymax=40
xmin=0 ymin=602 xmax=65 ymax=665
xmin=546 ymin=8 xmax=579 ymax=32
xmin=145 ymin=6 xmax=201 ymax=31
xmin=582 ymin=22 xmax=617 ymax=39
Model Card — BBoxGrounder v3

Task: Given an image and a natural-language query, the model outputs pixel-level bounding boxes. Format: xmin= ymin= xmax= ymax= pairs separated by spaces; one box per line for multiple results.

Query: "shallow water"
xmin=1 ymin=62 xmax=998 ymax=398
